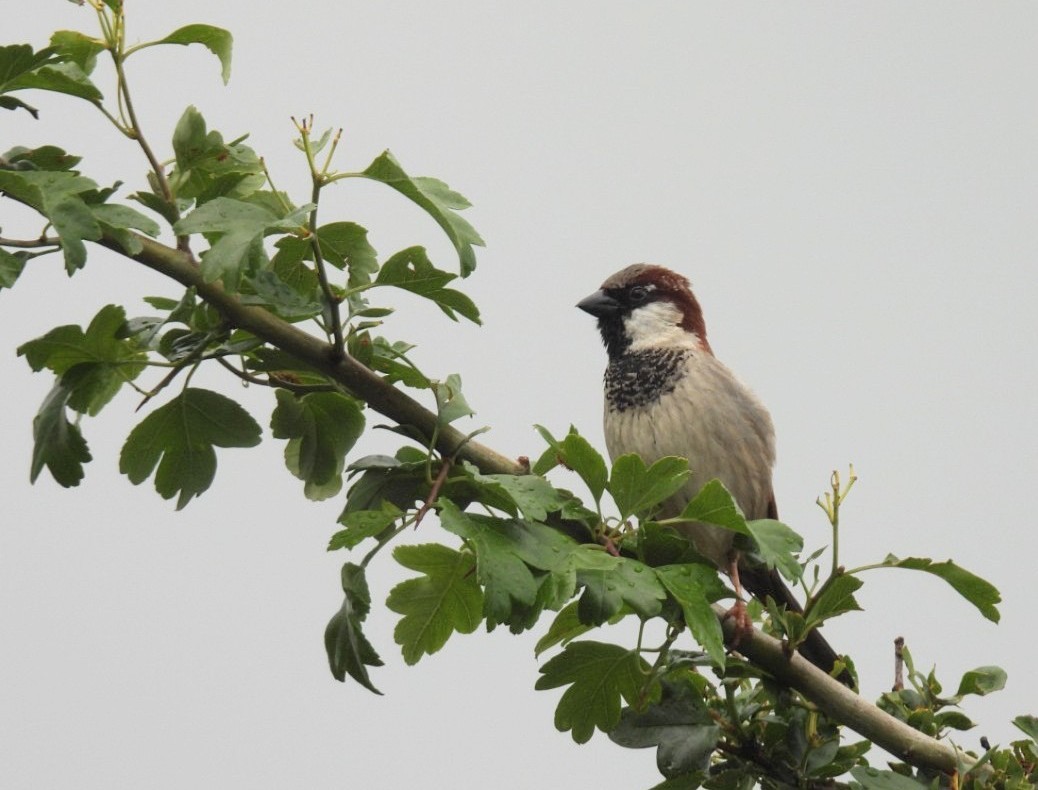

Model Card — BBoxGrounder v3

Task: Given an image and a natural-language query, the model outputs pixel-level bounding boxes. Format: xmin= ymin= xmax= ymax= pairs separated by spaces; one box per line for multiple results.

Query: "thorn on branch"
xmin=414 ymin=457 xmax=452 ymax=528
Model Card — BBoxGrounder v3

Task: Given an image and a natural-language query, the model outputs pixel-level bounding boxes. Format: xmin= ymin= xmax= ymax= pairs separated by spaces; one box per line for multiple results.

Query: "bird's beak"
xmin=576 ymin=289 xmax=621 ymax=317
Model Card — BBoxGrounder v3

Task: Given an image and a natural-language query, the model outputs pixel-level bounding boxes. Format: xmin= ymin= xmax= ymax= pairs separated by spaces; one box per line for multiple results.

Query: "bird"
xmin=577 ymin=263 xmax=848 ymax=683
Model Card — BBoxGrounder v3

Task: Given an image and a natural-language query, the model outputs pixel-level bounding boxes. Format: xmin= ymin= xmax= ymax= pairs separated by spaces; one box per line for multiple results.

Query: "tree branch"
xmin=96 ymin=229 xmax=986 ymax=780
xmin=716 ymin=605 xmax=990 ymax=781
xmin=99 ymin=231 xmax=523 ymax=476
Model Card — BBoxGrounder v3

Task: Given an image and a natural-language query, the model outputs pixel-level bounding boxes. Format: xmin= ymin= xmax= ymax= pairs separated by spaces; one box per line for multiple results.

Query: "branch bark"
xmin=716 ymin=605 xmax=988 ymax=780
xmin=99 ymin=232 xmax=522 ymax=476
xmin=92 ymin=230 xmax=981 ymax=780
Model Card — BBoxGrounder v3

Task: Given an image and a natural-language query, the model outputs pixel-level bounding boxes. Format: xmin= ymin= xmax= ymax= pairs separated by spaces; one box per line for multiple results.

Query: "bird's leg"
xmin=724 ymin=552 xmax=754 ymax=647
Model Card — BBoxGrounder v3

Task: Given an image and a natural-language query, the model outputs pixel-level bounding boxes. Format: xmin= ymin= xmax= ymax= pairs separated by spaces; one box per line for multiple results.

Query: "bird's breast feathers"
xmin=603 ymin=348 xmax=776 ymax=526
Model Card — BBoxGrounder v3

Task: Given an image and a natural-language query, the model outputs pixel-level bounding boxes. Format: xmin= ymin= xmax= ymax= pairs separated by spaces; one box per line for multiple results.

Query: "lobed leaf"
xmin=432 ymin=372 xmax=474 ymax=425
xmin=879 ymin=555 xmax=1001 ymax=623
xmin=0 ymin=169 xmax=101 ymax=272
xmin=534 ymin=425 xmax=609 ymax=505
xmin=361 ymin=151 xmax=484 ymax=276
xmin=744 ymin=518 xmax=804 ymax=582
xmin=18 ymin=304 xmax=146 ymax=416
xmin=174 ymin=196 xmax=282 ymax=289
xmin=375 ymin=247 xmax=480 ymax=323
xmin=28 ymin=371 xmax=92 ymax=487
xmin=535 ymin=640 xmax=652 ymax=743
xmin=655 ymin=565 xmax=728 ymax=667
xmin=956 ymin=666 xmax=1007 ymax=698
xmin=328 ymin=502 xmax=402 ymax=551
xmin=316 ymin=221 xmax=378 ymax=287
xmin=386 ymin=543 xmax=483 ymax=665
xmin=324 ymin=562 xmax=383 ymax=693
xmin=461 ymin=463 xmax=575 ymax=521
xmin=609 ymin=680 xmax=720 ymax=779
xmin=119 ymin=388 xmax=262 ymax=509
xmin=168 ymin=106 xmax=263 ymax=204
xmin=151 ymin=25 xmax=233 ymax=84
xmin=271 ymin=389 xmax=365 ymax=500
xmin=609 ymin=454 xmax=690 ymax=521
xmin=804 ymin=573 xmax=863 ymax=628
xmin=575 ymin=551 xmax=665 ymax=624
xmin=676 ymin=479 xmax=749 ymax=536
xmin=0 ymin=248 xmax=28 ymax=289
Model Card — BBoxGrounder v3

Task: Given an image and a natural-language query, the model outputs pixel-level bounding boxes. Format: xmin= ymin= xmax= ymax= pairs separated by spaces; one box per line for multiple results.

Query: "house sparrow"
xmin=578 ymin=263 xmax=847 ymax=682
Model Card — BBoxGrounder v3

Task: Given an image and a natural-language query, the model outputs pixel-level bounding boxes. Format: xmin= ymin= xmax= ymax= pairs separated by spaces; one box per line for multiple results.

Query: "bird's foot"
xmin=723 ymin=598 xmax=754 ymax=648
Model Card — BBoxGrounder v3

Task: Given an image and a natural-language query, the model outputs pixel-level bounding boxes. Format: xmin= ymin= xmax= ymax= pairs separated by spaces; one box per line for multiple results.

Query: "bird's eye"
xmin=629 ymin=285 xmax=650 ymax=304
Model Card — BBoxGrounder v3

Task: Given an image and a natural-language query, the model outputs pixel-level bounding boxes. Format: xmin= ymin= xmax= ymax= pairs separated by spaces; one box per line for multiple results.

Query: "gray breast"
xmin=604 ymin=348 xmax=691 ymax=412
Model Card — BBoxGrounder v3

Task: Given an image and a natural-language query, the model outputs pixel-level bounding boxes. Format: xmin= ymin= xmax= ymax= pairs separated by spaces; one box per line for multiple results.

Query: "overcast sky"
xmin=3 ymin=3 xmax=1037 ymax=788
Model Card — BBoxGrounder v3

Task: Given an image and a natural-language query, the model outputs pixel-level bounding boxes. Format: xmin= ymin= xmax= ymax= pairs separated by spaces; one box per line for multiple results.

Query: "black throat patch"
xmin=604 ymin=348 xmax=691 ymax=412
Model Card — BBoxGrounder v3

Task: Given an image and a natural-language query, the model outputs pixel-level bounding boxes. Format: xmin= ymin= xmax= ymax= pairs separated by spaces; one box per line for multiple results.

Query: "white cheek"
xmin=623 ymin=302 xmax=689 ymax=349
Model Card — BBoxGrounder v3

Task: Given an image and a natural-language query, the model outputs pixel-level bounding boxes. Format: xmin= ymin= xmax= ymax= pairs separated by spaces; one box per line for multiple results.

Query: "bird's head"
xmin=577 ymin=264 xmax=712 ymax=359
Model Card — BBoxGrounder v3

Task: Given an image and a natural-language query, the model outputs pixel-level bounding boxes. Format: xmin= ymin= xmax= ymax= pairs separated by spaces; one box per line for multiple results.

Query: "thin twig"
xmin=0 ymin=236 xmax=61 ymax=248
xmin=414 ymin=457 xmax=453 ymax=527
xmin=215 ymin=356 xmax=336 ymax=394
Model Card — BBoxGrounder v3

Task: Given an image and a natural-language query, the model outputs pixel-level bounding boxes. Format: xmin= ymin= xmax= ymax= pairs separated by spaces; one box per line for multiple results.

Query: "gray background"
xmin=2 ymin=3 xmax=1036 ymax=788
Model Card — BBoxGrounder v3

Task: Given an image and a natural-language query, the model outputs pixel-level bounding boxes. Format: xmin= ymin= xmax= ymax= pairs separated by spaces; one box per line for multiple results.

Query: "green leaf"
xmin=0 ymin=43 xmax=100 ymax=103
xmin=90 ymin=203 xmax=161 ymax=255
xmin=362 ymin=336 xmax=430 ymax=389
xmin=29 ymin=370 xmax=92 ymax=486
xmin=432 ymin=372 xmax=474 ymax=425
xmin=610 ymin=454 xmax=690 ymax=521
xmin=744 ymin=519 xmax=804 ymax=581
xmin=676 ymin=479 xmax=750 ymax=536
xmin=242 ymin=269 xmax=321 ymax=319
xmin=18 ymin=304 xmax=146 ymax=415
xmin=534 ymin=425 xmax=609 ymax=505
xmin=461 ymin=463 xmax=574 ymax=521
xmin=934 ymin=710 xmax=975 ymax=731
xmin=119 ymin=388 xmax=262 ymax=509
xmin=174 ymin=196 xmax=280 ymax=289
xmin=804 ymin=573 xmax=863 ymax=628
xmin=2 ymin=144 xmax=81 ymax=171
xmin=316 ymin=222 xmax=378 ymax=287
xmin=535 ymin=641 xmax=652 ymax=743
xmin=340 ymin=450 xmax=426 ymax=516
xmin=168 ymin=107 xmax=263 ymax=203
xmin=324 ymin=563 xmax=383 ymax=693
xmin=360 ymin=151 xmax=484 ymax=276
xmin=151 ymin=25 xmax=233 ymax=84
xmin=0 ymin=248 xmax=28 ymax=289
xmin=956 ymin=666 xmax=1007 ymax=698
xmin=0 ymin=45 xmax=62 ymax=116
xmin=576 ymin=552 xmax=665 ymax=624
xmin=608 ymin=680 xmax=719 ymax=778
xmin=0 ymin=169 xmax=101 ymax=272
xmin=438 ymin=502 xmax=541 ymax=624
xmin=270 ymin=389 xmax=364 ymax=500
xmin=439 ymin=499 xmax=582 ymax=620
xmin=1013 ymin=714 xmax=1038 ymax=742
xmin=49 ymin=31 xmax=106 ymax=74
xmin=8 ymin=60 xmax=101 ymax=102
xmin=879 ymin=555 xmax=1001 ymax=623
xmin=535 ymin=601 xmax=595 ymax=657
xmin=386 ymin=543 xmax=483 ymax=665
xmin=328 ymin=502 xmax=402 ymax=551
xmin=655 ymin=565 xmax=727 ymax=666
xmin=375 ymin=247 xmax=480 ymax=323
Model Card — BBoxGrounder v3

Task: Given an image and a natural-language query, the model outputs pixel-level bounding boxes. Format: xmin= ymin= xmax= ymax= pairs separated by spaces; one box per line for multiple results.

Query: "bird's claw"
xmin=723 ymin=599 xmax=753 ymax=648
